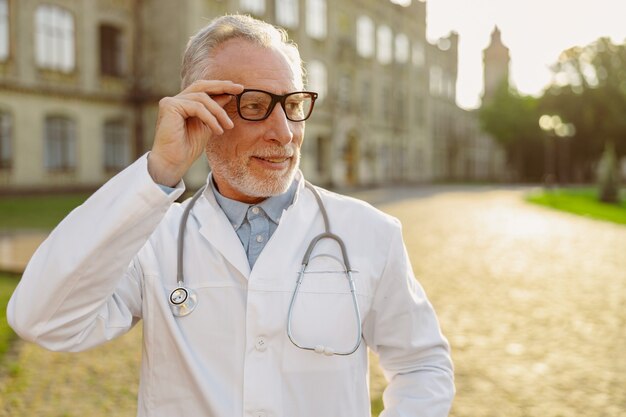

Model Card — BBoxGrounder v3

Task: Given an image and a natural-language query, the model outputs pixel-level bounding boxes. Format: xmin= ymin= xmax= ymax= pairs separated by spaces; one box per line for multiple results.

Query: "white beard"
xmin=206 ymin=142 xmax=300 ymax=199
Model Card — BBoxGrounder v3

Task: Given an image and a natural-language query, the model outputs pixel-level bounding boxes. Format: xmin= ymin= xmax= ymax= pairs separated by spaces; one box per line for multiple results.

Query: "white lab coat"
xmin=8 ymin=154 xmax=454 ymax=417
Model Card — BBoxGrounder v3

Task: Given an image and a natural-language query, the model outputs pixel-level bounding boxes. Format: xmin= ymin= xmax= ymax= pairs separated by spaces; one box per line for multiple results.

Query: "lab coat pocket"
xmin=282 ymin=254 xmax=371 ymax=371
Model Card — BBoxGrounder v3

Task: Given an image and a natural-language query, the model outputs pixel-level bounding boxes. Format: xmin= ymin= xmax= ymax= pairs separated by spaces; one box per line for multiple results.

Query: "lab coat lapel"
xmin=191 ymin=189 xmax=251 ymax=279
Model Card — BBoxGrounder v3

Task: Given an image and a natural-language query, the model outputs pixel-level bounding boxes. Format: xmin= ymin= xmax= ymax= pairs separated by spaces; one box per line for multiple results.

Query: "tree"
xmin=541 ymin=37 xmax=626 ymax=181
xmin=479 ymin=81 xmax=545 ymax=181
xmin=597 ymin=142 xmax=620 ymax=203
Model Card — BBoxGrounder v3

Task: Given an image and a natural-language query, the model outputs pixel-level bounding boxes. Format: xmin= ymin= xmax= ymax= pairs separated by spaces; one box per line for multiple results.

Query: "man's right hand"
xmin=148 ymin=80 xmax=244 ymax=187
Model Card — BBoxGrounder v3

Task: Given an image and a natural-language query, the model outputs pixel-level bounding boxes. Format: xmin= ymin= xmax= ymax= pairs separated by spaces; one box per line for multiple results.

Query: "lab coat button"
xmin=255 ymin=337 xmax=267 ymax=352
xmin=254 ymin=412 xmax=267 ymax=417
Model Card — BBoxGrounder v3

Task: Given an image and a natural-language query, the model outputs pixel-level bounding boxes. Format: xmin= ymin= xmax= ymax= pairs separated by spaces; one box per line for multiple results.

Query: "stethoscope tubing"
xmin=170 ymin=181 xmax=363 ymax=355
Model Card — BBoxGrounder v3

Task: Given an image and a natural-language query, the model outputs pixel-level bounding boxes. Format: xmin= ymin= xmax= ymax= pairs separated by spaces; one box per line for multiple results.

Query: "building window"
xmin=415 ymin=95 xmax=425 ymax=126
xmin=412 ymin=42 xmax=425 ymax=67
xmin=360 ymin=79 xmax=371 ymax=116
xmin=429 ymin=66 xmax=443 ymax=96
xmin=395 ymin=33 xmax=409 ymax=63
xmin=100 ymin=24 xmax=125 ymax=77
xmin=103 ymin=120 xmax=131 ymax=171
xmin=306 ymin=0 xmax=326 ymax=39
xmin=306 ymin=60 xmax=327 ymax=103
xmin=381 ymin=81 xmax=391 ymax=122
xmin=240 ymin=0 xmax=265 ymax=15
xmin=356 ymin=16 xmax=374 ymax=58
xmin=35 ymin=5 xmax=75 ymax=72
xmin=0 ymin=111 xmax=11 ymax=169
xmin=276 ymin=0 xmax=298 ymax=28
xmin=45 ymin=116 xmax=76 ymax=171
xmin=0 ymin=0 xmax=8 ymax=61
xmin=376 ymin=25 xmax=392 ymax=65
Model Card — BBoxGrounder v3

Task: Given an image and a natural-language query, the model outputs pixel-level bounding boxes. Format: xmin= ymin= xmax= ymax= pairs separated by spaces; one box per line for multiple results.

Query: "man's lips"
xmin=252 ymin=152 xmax=293 ymax=162
xmin=254 ymin=156 xmax=290 ymax=163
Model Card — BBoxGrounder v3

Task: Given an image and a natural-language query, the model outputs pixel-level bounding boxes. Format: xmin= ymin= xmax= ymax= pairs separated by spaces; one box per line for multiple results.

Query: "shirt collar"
xmin=258 ymin=179 xmax=298 ymax=224
xmin=210 ymin=176 xmax=298 ymax=230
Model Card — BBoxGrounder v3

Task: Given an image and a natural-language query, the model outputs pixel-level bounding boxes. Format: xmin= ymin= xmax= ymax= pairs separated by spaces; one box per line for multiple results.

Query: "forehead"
xmin=210 ymin=39 xmax=303 ymax=92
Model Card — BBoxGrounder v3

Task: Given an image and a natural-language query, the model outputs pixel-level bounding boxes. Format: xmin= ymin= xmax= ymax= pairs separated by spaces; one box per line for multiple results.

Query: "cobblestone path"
xmin=379 ymin=189 xmax=626 ymax=417
xmin=1 ymin=188 xmax=625 ymax=416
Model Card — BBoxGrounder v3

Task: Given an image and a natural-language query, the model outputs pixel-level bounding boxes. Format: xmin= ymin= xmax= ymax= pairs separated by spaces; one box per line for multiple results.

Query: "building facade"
xmin=0 ymin=0 xmax=504 ymax=192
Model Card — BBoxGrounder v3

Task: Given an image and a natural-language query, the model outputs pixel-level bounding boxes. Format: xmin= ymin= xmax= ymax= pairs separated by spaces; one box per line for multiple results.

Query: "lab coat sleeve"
xmin=7 ymin=154 xmax=184 ymax=352
xmin=363 ymin=221 xmax=455 ymax=417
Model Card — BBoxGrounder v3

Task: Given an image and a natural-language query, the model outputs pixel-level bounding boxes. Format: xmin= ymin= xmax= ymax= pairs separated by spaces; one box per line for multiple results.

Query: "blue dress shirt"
xmin=211 ymin=179 xmax=297 ymax=267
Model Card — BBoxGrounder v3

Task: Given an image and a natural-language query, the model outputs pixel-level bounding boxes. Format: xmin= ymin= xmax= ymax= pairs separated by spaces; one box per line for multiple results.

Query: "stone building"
xmin=0 ymin=0 xmax=503 ymax=192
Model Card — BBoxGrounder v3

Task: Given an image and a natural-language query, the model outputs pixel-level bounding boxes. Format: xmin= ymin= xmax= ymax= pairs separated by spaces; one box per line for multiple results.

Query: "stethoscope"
xmin=168 ymin=182 xmax=362 ymax=356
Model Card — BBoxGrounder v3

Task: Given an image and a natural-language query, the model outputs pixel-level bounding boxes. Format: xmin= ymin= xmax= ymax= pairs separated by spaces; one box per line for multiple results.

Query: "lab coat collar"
xmin=191 ymin=181 xmax=251 ymax=278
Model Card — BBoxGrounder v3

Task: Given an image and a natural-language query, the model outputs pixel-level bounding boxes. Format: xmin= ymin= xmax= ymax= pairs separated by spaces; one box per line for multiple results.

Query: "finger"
xmin=179 ymin=92 xmax=235 ymax=129
xmin=183 ymin=79 xmax=244 ymax=95
xmin=176 ymin=99 xmax=225 ymax=135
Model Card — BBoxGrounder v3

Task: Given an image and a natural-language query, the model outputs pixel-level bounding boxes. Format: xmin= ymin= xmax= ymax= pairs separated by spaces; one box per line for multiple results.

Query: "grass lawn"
xmin=0 ymin=194 xmax=89 ymax=230
xmin=0 ymin=274 xmax=19 ymax=365
xmin=0 ymin=194 xmax=87 ymax=365
xmin=526 ymin=187 xmax=626 ymax=225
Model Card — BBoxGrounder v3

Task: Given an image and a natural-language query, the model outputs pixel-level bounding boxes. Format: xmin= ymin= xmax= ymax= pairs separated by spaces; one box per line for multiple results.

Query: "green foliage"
xmin=541 ymin=37 xmax=626 ymax=180
xmin=0 ymin=274 xmax=19 ymax=363
xmin=370 ymin=395 xmax=384 ymax=416
xmin=479 ymin=82 xmax=545 ymax=180
xmin=480 ymin=82 xmax=539 ymax=144
xmin=0 ymin=194 xmax=88 ymax=230
xmin=526 ymin=187 xmax=626 ymax=225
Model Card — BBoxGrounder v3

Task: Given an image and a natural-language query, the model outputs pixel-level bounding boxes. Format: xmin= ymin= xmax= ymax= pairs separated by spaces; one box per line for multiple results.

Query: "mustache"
xmin=250 ymin=144 xmax=297 ymax=159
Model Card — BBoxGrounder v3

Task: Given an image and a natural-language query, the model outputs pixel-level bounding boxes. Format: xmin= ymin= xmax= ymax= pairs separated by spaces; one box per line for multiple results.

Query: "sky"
xmin=419 ymin=0 xmax=626 ymax=109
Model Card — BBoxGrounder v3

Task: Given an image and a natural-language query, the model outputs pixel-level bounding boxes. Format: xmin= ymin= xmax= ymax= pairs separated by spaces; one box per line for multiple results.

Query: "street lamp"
xmin=539 ymin=115 xmax=576 ymax=188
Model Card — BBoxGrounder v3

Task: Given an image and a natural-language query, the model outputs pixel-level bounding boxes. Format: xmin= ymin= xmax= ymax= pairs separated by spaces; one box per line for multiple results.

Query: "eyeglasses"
xmin=230 ymin=89 xmax=318 ymax=122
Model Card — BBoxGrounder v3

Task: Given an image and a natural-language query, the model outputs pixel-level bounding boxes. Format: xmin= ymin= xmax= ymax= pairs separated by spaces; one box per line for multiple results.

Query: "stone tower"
xmin=482 ymin=26 xmax=510 ymax=102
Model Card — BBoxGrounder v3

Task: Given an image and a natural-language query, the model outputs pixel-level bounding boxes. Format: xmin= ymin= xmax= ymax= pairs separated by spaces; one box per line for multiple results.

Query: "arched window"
xmin=376 ymin=25 xmax=392 ymax=65
xmin=240 ymin=0 xmax=265 ymax=15
xmin=103 ymin=120 xmax=130 ymax=171
xmin=395 ymin=33 xmax=409 ymax=63
xmin=306 ymin=0 xmax=326 ymax=39
xmin=0 ymin=0 xmax=9 ymax=61
xmin=356 ymin=16 xmax=374 ymax=58
xmin=276 ymin=0 xmax=298 ymax=28
xmin=35 ymin=4 xmax=75 ymax=72
xmin=306 ymin=60 xmax=327 ymax=103
xmin=0 ymin=110 xmax=11 ymax=169
xmin=44 ymin=116 xmax=76 ymax=171
xmin=412 ymin=42 xmax=425 ymax=67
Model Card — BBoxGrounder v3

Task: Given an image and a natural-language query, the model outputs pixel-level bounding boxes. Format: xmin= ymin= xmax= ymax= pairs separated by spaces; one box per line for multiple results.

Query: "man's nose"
xmin=263 ymin=103 xmax=294 ymax=145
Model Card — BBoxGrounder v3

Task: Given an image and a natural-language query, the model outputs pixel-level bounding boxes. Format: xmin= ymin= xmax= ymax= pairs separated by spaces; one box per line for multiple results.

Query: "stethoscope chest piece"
xmin=169 ymin=284 xmax=198 ymax=317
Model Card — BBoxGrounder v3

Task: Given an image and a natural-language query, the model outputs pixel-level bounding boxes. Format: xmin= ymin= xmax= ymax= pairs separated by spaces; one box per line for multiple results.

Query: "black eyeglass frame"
xmin=229 ymin=89 xmax=319 ymax=122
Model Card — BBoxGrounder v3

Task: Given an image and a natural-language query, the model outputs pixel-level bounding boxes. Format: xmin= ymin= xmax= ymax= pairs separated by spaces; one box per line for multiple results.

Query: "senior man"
xmin=8 ymin=14 xmax=454 ymax=417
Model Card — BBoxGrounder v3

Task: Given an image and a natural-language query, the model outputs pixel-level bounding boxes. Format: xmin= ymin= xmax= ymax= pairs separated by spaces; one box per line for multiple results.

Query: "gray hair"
xmin=181 ymin=14 xmax=303 ymax=89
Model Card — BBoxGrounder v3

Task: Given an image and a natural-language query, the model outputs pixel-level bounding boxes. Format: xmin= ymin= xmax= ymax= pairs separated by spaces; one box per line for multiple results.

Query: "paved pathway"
xmin=376 ymin=189 xmax=626 ymax=417
xmin=1 ymin=187 xmax=625 ymax=416
xmin=0 ymin=231 xmax=48 ymax=274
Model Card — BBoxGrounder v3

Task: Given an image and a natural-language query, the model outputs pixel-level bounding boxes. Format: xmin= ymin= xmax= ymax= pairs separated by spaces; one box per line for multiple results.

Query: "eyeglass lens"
xmin=238 ymin=91 xmax=315 ymax=121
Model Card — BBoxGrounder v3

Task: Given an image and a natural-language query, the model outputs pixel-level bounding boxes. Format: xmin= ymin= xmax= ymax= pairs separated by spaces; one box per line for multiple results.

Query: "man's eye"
xmin=240 ymin=102 xmax=267 ymax=114
xmin=286 ymin=101 xmax=303 ymax=110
